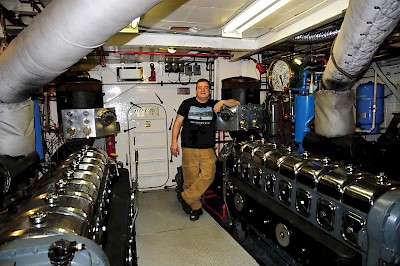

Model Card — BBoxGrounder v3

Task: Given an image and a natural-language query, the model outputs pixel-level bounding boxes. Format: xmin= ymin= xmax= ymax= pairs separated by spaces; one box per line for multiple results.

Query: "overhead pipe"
xmin=103 ymin=50 xmax=233 ymax=58
xmin=291 ymin=28 xmax=340 ymax=44
xmin=39 ymin=0 xmax=52 ymax=7
xmin=371 ymin=61 xmax=400 ymax=101
xmin=0 ymin=0 xmax=162 ymax=156
xmin=315 ymin=0 xmax=400 ymax=137
xmin=28 ymin=0 xmax=42 ymax=13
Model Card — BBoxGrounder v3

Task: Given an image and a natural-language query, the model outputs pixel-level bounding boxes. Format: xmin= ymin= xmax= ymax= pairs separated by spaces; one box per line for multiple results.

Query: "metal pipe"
xmin=371 ymin=62 xmax=400 ymax=101
xmin=104 ymin=51 xmax=233 ymax=57
xmin=291 ymin=29 xmax=340 ymax=44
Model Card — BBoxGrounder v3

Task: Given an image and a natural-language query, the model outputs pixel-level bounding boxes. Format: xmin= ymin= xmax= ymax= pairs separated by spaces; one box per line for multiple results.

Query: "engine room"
xmin=1 ymin=0 xmax=400 ymax=265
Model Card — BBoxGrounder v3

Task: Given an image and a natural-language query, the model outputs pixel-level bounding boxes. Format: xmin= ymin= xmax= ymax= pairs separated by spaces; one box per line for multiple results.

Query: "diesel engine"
xmin=221 ymin=139 xmax=400 ymax=266
xmin=0 ymin=146 xmax=132 ymax=266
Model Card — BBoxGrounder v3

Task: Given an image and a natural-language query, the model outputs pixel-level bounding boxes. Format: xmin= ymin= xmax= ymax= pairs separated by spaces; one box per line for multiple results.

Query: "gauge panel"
xmin=268 ymin=59 xmax=294 ymax=91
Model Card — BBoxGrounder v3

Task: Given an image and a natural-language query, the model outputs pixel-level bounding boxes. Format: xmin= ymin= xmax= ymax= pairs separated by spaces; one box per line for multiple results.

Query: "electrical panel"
xmin=184 ymin=65 xmax=192 ymax=76
xmin=165 ymin=58 xmax=184 ymax=73
xmin=61 ymin=108 xmax=117 ymax=139
xmin=193 ymin=63 xmax=201 ymax=75
xmin=216 ymin=104 xmax=264 ymax=131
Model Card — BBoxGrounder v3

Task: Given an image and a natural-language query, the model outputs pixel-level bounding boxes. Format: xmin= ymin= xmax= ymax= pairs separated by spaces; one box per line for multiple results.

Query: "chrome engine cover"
xmin=0 ymin=147 xmax=114 ymax=266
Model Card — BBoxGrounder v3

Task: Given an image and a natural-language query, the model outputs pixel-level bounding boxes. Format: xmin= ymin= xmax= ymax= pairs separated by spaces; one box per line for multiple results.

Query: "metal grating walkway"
xmin=135 ymin=189 xmax=259 ymax=266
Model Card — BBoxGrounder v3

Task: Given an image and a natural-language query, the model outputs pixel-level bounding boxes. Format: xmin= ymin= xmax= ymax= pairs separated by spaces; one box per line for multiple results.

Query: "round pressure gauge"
xmin=268 ymin=59 xmax=294 ymax=91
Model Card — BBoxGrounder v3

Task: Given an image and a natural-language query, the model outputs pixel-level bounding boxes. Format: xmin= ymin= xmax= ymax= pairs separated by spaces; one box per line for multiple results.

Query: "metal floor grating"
xmin=135 ymin=189 xmax=259 ymax=266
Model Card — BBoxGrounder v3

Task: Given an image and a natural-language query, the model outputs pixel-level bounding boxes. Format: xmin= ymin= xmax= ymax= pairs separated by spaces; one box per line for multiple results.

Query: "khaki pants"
xmin=181 ymin=147 xmax=217 ymax=210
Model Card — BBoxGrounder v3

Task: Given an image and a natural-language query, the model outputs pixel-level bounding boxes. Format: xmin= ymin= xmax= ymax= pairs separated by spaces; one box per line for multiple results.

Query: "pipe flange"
xmin=233 ymin=193 xmax=245 ymax=212
xmin=275 ymin=223 xmax=291 ymax=247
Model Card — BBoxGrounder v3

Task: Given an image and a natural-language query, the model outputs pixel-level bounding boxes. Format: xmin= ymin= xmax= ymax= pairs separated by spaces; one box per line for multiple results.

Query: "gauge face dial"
xmin=269 ymin=59 xmax=293 ymax=91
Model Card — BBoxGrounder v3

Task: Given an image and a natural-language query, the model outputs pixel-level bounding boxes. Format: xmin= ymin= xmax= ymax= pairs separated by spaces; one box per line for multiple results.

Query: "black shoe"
xmin=177 ymin=192 xmax=191 ymax=214
xmin=190 ymin=208 xmax=203 ymax=221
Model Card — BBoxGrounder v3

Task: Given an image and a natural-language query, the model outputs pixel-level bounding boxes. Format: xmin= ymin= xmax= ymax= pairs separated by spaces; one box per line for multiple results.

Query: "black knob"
xmin=48 ymin=239 xmax=80 ymax=265
xmin=220 ymin=110 xmax=233 ymax=121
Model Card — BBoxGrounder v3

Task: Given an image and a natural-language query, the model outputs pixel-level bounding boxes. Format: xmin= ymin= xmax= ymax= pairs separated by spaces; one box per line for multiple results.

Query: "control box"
xmin=216 ymin=104 xmax=264 ymax=131
xmin=61 ymin=108 xmax=117 ymax=139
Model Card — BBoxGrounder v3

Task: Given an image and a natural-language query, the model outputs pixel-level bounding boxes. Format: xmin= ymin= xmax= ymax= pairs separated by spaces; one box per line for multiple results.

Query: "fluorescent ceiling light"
xmin=223 ymin=0 xmax=292 ymax=35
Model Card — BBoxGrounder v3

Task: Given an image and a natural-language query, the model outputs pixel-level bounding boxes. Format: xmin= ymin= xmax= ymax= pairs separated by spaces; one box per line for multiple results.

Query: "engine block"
xmin=0 ymin=147 xmax=116 ymax=266
xmin=222 ymin=139 xmax=400 ymax=266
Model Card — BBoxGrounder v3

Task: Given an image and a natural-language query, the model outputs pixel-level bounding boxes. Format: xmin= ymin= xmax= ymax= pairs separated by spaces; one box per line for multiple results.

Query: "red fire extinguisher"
xmin=106 ymin=135 xmax=117 ymax=159
xmin=149 ymin=63 xmax=156 ymax=81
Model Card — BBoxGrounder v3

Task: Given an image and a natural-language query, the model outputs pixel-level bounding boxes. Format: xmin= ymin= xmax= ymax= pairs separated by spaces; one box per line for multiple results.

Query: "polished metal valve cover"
xmin=0 ymin=147 xmax=113 ymax=266
xmin=222 ymin=139 xmax=400 ymax=266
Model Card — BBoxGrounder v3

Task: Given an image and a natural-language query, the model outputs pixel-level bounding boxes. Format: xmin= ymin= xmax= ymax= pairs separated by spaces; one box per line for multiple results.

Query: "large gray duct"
xmin=0 ymin=0 xmax=162 ymax=156
xmin=315 ymin=0 xmax=400 ymax=137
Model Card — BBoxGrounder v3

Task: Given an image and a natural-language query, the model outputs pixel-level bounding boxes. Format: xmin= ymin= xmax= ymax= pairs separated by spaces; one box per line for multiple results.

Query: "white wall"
xmin=88 ymin=58 xmax=253 ymax=190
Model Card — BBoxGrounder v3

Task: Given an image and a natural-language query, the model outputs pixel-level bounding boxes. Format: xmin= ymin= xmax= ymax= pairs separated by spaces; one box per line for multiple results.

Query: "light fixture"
xmin=119 ymin=17 xmax=140 ymax=33
xmin=272 ymin=0 xmax=329 ymax=31
xmin=223 ymin=0 xmax=292 ymax=37
xmin=293 ymin=58 xmax=302 ymax=65
xmin=167 ymin=47 xmax=177 ymax=54
xmin=131 ymin=17 xmax=141 ymax=29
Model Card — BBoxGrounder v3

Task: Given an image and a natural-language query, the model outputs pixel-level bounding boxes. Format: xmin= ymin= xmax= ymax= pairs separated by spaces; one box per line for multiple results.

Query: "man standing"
xmin=170 ymin=78 xmax=240 ymax=221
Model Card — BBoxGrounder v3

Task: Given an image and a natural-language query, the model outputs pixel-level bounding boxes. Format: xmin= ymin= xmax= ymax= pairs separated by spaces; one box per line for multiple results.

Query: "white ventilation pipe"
xmin=0 ymin=0 xmax=162 ymax=156
xmin=315 ymin=0 xmax=400 ymax=137
xmin=0 ymin=0 xmax=162 ymax=103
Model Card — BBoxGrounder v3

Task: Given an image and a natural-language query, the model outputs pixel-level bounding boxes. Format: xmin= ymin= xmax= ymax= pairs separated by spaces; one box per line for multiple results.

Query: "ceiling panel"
xmin=245 ymin=0 xmax=334 ymax=37
xmin=2 ymin=0 xmax=351 ymax=58
xmin=3 ymin=0 xmax=341 ymax=40
xmin=187 ymin=0 xmax=250 ymax=9
xmin=139 ymin=0 xmax=338 ymax=39
xmin=141 ymin=0 xmax=253 ymax=34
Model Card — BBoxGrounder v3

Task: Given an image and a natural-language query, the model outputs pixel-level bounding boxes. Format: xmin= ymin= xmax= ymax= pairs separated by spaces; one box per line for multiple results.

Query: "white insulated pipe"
xmin=0 ymin=0 xmax=162 ymax=156
xmin=0 ymin=0 xmax=162 ymax=103
xmin=323 ymin=0 xmax=400 ymax=91
xmin=315 ymin=0 xmax=400 ymax=137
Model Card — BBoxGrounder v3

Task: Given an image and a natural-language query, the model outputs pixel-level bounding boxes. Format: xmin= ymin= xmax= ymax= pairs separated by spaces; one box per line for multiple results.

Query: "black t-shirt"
xmin=177 ymin=97 xmax=219 ymax=148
